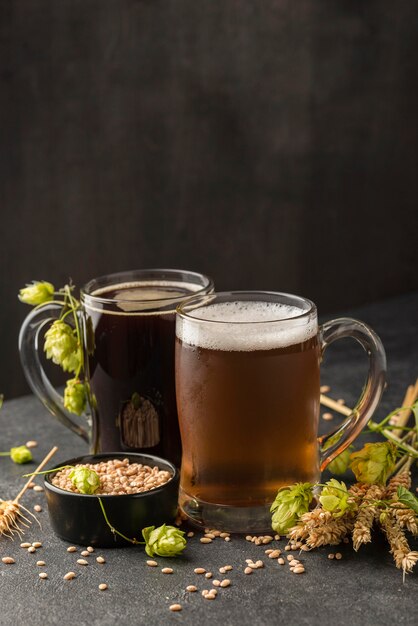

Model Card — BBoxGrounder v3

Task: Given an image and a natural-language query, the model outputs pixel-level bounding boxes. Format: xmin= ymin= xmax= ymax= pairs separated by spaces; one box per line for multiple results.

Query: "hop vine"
xmin=19 ymin=281 xmax=88 ymax=415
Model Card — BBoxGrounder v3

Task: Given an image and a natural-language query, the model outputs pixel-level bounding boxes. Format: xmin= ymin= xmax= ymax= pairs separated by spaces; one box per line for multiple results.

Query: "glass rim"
xmin=176 ymin=291 xmax=317 ymax=325
xmin=80 ymin=268 xmax=214 ymax=306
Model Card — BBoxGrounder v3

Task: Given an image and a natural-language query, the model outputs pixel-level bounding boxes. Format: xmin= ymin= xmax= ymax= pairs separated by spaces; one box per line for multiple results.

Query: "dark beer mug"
xmin=175 ymin=291 xmax=386 ymax=532
xmin=19 ymin=269 xmax=214 ymax=467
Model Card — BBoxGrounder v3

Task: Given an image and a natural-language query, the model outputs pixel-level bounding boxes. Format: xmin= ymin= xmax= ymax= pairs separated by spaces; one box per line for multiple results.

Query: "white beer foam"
xmin=177 ymin=301 xmax=317 ymax=351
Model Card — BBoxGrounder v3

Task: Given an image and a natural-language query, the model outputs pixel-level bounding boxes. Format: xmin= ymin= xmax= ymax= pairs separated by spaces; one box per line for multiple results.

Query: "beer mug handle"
xmin=318 ymin=317 xmax=386 ymax=471
xmin=18 ymin=303 xmax=90 ymax=442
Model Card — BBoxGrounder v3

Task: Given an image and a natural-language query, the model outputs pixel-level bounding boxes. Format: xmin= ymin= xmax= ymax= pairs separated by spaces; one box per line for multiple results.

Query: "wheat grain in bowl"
xmin=51 ymin=458 xmax=173 ymax=495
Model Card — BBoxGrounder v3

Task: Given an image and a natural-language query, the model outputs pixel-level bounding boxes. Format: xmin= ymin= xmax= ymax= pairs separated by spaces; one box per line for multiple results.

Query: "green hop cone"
xmin=379 ymin=510 xmax=389 ymax=524
xmin=44 ymin=320 xmax=82 ymax=373
xmin=349 ymin=441 xmax=397 ymax=485
xmin=142 ymin=524 xmax=187 ymax=557
xmin=322 ymin=431 xmax=353 ymax=476
xmin=270 ymin=483 xmax=314 ymax=535
xmin=64 ymin=379 xmax=87 ymax=416
xmin=19 ymin=281 xmax=55 ymax=306
xmin=10 ymin=445 xmax=33 ymax=464
xmin=327 ymin=446 xmax=354 ymax=476
xmin=319 ymin=478 xmax=354 ymax=518
xmin=69 ymin=467 xmax=100 ymax=494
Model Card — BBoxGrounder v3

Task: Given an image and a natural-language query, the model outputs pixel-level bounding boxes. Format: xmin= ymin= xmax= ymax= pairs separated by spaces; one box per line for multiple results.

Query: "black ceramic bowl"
xmin=44 ymin=453 xmax=179 ymax=548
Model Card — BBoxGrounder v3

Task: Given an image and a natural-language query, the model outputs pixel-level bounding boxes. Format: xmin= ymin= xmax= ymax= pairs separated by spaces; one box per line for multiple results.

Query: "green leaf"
xmin=412 ymin=400 xmax=418 ymax=438
xmin=397 ymin=486 xmax=418 ymax=514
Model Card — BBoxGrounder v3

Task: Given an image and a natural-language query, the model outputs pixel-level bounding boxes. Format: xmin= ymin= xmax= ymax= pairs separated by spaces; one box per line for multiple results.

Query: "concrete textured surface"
xmin=0 ymin=293 xmax=417 ymax=625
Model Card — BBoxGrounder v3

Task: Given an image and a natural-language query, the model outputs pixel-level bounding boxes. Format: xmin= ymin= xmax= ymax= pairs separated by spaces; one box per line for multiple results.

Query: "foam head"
xmin=87 ymin=280 xmax=202 ymax=314
xmin=176 ymin=301 xmax=318 ymax=351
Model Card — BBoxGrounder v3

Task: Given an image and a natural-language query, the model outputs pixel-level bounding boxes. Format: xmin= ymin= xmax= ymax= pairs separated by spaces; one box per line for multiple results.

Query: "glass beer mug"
xmin=175 ymin=291 xmax=386 ymax=532
xmin=19 ymin=269 xmax=214 ymax=467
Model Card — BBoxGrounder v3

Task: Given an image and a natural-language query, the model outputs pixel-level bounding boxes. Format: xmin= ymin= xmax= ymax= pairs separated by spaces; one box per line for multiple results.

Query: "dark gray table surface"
xmin=0 ymin=293 xmax=417 ymax=626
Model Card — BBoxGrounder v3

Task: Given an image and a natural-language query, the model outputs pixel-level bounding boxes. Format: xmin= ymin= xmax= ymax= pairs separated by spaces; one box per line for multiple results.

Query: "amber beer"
xmin=175 ymin=295 xmax=321 ymax=531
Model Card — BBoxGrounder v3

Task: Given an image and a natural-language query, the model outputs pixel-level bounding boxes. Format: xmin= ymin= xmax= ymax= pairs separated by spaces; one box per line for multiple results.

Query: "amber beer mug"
xmin=175 ymin=291 xmax=386 ymax=532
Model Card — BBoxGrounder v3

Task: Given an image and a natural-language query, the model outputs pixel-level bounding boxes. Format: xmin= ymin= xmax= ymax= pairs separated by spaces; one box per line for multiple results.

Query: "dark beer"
xmin=84 ymin=280 xmax=203 ymax=466
xmin=175 ymin=300 xmax=320 ymax=530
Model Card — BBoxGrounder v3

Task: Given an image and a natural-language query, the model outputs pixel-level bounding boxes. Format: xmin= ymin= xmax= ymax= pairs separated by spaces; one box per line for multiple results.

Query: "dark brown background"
xmin=1 ymin=1 xmax=417 ymax=398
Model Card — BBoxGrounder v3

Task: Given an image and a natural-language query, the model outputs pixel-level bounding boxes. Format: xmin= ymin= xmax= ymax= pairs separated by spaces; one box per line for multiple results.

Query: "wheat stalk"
xmin=0 ymin=446 xmax=57 ymax=540
xmin=352 ymin=484 xmax=386 ymax=551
